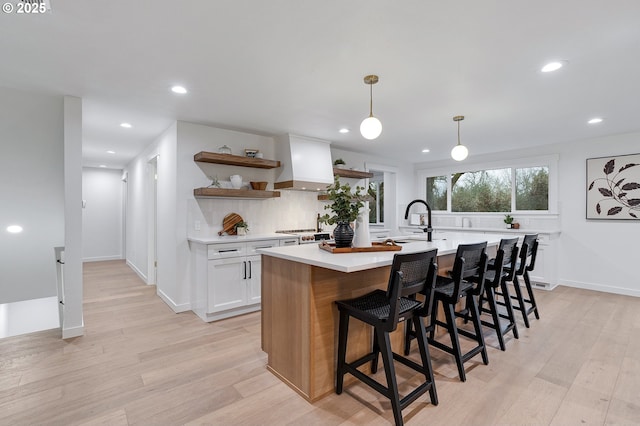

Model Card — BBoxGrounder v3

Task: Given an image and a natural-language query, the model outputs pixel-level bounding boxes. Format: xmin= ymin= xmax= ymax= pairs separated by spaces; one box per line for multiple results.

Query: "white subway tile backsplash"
xmin=188 ymin=191 xmax=326 ymax=237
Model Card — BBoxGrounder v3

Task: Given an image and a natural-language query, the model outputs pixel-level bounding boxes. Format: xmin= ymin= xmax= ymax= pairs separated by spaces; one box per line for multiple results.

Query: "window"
xmin=451 ymin=168 xmax=511 ymax=212
xmin=419 ymin=156 xmax=555 ymax=213
xmin=515 ymin=166 xmax=549 ymax=210
xmin=426 ymin=175 xmax=447 ymax=211
xmin=368 ymin=172 xmax=384 ymax=224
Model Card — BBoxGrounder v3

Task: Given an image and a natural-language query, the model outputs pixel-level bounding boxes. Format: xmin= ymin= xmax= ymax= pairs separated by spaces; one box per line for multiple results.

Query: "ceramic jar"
xmin=230 ymin=175 xmax=242 ymax=189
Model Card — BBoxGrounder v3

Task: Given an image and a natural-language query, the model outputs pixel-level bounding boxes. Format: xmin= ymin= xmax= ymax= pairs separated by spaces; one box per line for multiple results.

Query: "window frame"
xmin=417 ymin=154 xmax=558 ymax=214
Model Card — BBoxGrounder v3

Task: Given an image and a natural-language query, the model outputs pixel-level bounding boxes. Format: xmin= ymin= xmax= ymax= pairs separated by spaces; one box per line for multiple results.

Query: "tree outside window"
xmin=516 ymin=166 xmax=549 ymax=210
xmin=426 ymin=176 xmax=447 ymax=210
xmin=451 ymin=168 xmax=511 ymax=212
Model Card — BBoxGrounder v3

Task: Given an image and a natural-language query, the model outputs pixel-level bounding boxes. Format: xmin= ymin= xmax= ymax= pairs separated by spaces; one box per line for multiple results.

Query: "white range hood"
xmin=274 ymin=134 xmax=334 ymax=191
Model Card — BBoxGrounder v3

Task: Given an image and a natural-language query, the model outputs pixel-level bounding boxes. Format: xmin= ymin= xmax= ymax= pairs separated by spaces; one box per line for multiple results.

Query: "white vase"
xmin=353 ymin=204 xmax=372 ymax=248
xmin=230 ymin=175 xmax=242 ymax=189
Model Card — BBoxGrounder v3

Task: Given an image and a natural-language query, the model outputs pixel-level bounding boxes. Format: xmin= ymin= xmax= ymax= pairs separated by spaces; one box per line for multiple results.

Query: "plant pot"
xmin=333 ymin=222 xmax=354 ymax=248
xmin=237 ymin=227 xmax=247 ymax=236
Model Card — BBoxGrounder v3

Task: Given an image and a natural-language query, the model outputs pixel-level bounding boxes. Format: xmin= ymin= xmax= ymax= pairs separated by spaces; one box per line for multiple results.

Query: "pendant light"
xmin=451 ymin=115 xmax=468 ymax=161
xmin=360 ymin=75 xmax=382 ymax=140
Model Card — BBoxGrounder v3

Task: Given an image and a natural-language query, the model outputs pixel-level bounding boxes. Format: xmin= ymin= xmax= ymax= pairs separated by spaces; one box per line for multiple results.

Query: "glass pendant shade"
xmin=451 ymin=144 xmax=468 ymax=161
xmin=360 ymin=116 xmax=382 ymax=140
xmin=451 ymin=115 xmax=468 ymax=161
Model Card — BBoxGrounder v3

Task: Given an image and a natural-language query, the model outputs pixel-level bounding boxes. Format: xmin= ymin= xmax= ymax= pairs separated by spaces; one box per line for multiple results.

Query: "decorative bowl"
xmin=250 ymin=181 xmax=268 ymax=190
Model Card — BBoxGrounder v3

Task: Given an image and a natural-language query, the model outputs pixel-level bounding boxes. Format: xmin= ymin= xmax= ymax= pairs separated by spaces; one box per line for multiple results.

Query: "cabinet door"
xmin=246 ymin=254 xmax=261 ymax=305
xmin=207 ymin=257 xmax=247 ymax=313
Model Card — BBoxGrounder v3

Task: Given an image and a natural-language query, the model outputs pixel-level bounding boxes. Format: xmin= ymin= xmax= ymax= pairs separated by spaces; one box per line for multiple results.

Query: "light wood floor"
xmin=1 ymin=260 xmax=639 ymax=425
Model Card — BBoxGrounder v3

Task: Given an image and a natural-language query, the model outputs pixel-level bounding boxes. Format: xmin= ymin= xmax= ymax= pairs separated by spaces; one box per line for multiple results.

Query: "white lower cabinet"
xmin=191 ymin=238 xmax=282 ymax=322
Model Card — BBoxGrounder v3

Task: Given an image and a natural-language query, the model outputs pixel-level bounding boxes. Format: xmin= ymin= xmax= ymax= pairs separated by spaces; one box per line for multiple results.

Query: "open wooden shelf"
xmin=194 ymin=151 xmax=281 ymax=169
xmin=333 ymin=167 xmax=373 ymax=179
xmin=194 ymin=187 xmax=281 ymax=199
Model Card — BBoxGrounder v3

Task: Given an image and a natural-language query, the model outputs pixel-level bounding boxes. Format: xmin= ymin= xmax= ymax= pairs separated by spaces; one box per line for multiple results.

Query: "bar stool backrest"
xmin=385 ymin=249 xmax=439 ymax=331
xmin=498 ymin=237 xmax=520 ymax=281
xmin=450 ymin=242 xmax=488 ymax=301
xmin=517 ymin=234 xmax=539 ymax=275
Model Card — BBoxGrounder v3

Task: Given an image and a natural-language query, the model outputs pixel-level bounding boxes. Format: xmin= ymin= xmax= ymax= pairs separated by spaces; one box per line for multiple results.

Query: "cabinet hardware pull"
xmin=219 ymin=249 xmax=239 ymax=253
xmin=243 ymin=261 xmax=247 ymax=279
xmin=255 ymin=245 xmax=271 ymax=249
xmin=248 ymin=261 xmax=252 ymax=278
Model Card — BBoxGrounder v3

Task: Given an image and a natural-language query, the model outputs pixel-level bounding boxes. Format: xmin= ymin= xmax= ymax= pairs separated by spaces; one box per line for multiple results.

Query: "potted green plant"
xmin=503 ymin=214 xmax=514 ymax=229
xmin=333 ymin=158 xmax=346 ymax=169
xmin=319 ymin=176 xmax=365 ymax=248
xmin=235 ymin=221 xmax=249 ymax=236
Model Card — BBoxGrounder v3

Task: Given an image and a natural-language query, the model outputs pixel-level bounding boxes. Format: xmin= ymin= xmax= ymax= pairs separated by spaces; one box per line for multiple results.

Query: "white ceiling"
xmin=2 ymin=0 xmax=639 ymax=168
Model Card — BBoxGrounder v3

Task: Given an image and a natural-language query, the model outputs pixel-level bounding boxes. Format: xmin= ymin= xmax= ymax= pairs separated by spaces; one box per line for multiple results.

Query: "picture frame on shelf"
xmin=245 ymin=149 xmax=259 ymax=158
xmin=586 ymin=152 xmax=640 ymax=220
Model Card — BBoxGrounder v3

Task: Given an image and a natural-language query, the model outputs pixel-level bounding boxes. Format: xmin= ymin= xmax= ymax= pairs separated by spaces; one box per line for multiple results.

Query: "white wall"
xmin=124 ymin=123 xmax=178 ymax=286
xmin=415 ymin=132 xmax=639 ymax=296
xmin=0 ymin=87 xmax=64 ymax=304
xmin=82 ymin=167 xmax=123 ymax=261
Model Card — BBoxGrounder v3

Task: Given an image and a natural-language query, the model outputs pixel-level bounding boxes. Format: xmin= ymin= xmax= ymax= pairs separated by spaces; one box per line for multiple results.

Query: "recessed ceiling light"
xmin=107 ymin=150 xmax=115 ymax=154
xmin=422 ymin=149 xmax=430 ymax=153
xmin=541 ymin=61 xmax=564 ymax=73
xmin=339 ymin=128 xmax=349 ymax=134
xmin=171 ymin=85 xmax=188 ymax=94
xmin=99 ymin=165 xmax=107 ymax=168
xmin=120 ymin=122 xmax=132 ymax=128
xmin=7 ymin=225 xmax=23 ymax=234
xmin=588 ymin=117 xmax=603 ymax=124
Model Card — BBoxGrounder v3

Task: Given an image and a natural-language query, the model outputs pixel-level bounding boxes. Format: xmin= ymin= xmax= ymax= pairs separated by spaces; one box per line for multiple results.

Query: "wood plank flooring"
xmin=1 ymin=260 xmax=639 ymax=425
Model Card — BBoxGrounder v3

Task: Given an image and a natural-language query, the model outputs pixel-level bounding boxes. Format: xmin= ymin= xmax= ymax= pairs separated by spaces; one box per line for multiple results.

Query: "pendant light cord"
xmin=369 ymin=82 xmax=373 ymax=117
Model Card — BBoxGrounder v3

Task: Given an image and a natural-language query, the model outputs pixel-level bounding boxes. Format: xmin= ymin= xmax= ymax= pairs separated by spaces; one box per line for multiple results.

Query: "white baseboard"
xmin=126 ymin=260 xmax=148 ymax=283
xmin=559 ymin=279 xmax=640 ymax=298
xmin=83 ymin=255 xmax=123 ymax=262
xmin=157 ymin=288 xmax=191 ymax=313
xmin=62 ymin=324 xmax=84 ymax=339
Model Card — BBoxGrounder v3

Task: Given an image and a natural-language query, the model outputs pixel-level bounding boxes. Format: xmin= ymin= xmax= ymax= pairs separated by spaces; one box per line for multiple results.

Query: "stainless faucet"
xmin=404 ymin=199 xmax=433 ymax=242
xmin=316 ymin=213 xmax=322 ymax=233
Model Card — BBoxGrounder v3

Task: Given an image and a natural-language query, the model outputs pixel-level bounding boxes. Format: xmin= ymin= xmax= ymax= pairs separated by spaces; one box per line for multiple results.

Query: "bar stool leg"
xmin=523 ymin=270 xmax=540 ymax=320
xmin=376 ymin=328 xmax=403 ymax=426
xmin=413 ymin=316 xmax=438 ymax=405
xmin=468 ymin=295 xmax=489 ymax=365
xmin=500 ymin=279 xmax=519 ymax=339
xmin=443 ymin=302 xmax=466 ymax=382
xmin=512 ymin=275 xmax=530 ymax=328
xmin=336 ymin=311 xmax=349 ymax=394
xmin=485 ymin=287 xmax=506 ymax=351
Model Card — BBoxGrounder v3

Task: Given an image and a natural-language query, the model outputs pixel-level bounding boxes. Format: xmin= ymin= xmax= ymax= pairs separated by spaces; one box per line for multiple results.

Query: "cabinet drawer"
xmin=207 ymin=242 xmax=246 ymax=259
xmin=247 ymin=239 xmax=281 ymax=254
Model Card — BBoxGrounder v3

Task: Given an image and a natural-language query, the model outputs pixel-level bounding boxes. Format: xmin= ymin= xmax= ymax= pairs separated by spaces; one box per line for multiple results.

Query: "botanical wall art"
xmin=586 ymin=153 xmax=640 ymax=220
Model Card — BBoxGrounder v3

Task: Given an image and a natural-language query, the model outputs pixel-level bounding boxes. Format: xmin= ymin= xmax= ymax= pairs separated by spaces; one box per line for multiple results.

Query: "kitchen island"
xmin=258 ymin=234 xmax=503 ymax=402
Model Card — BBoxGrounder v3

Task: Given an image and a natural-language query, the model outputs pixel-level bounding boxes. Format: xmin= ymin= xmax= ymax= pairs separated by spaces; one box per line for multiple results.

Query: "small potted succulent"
xmin=235 ymin=221 xmax=249 ymax=236
xmin=319 ymin=176 xmax=366 ymax=247
xmin=503 ymin=214 xmax=514 ymax=229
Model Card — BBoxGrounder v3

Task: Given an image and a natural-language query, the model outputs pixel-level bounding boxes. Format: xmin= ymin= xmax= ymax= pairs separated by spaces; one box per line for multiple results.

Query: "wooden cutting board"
xmin=218 ymin=212 xmax=244 ymax=236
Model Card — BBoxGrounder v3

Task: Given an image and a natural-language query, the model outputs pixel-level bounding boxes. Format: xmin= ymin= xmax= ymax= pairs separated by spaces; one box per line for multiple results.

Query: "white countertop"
xmin=400 ymin=226 xmax=561 ymax=237
xmin=188 ymin=233 xmax=293 ymax=244
xmin=257 ymin=233 xmax=506 ymax=273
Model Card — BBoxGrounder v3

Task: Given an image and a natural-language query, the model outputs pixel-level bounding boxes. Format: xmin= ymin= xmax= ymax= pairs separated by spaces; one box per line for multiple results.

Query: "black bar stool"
xmin=427 ymin=242 xmax=488 ymax=382
xmin=510 ymin=234 xmax=540 ymax=328
xmin=335 ymin=250 xmax=439 ymax=426
xmin=480 ymin=237 xmax=519 ymax=351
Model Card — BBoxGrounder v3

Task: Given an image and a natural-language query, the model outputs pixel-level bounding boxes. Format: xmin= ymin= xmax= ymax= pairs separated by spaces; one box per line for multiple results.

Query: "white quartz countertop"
xmin=188 ymin=233 xmax=293 ymax=244
xmin=257 ymin=233 xmax=506 ymax=273
xmin=400 ymin=226 xmax=561 ymax=237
